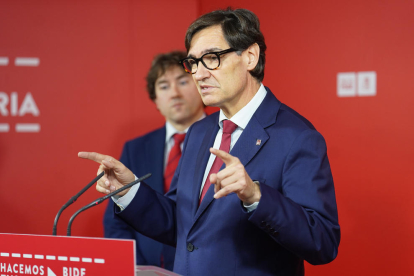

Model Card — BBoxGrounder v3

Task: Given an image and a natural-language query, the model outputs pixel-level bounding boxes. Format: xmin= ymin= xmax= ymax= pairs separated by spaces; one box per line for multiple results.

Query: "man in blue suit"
xmin=80 ymin=8 xmax=340 ymax=275
xmin=103 ymin=51 xmax=205 ymax=270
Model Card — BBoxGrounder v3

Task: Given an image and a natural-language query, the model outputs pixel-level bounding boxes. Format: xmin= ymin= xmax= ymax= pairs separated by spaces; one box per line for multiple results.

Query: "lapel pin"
xmin=256 ymin=139 xmax=262 ymax=146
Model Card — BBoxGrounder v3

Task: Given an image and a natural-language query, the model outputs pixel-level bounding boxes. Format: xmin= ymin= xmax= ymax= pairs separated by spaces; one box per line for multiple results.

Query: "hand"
xmin=78 ymin=152 xmax=135 ymax=196
xmin=209 ymin=148 xmax=261 ymax=205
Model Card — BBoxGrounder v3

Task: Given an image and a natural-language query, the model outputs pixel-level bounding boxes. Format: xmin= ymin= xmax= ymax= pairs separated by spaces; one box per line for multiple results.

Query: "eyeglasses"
xmin=179 ymin=48 xmax=237 ymax=74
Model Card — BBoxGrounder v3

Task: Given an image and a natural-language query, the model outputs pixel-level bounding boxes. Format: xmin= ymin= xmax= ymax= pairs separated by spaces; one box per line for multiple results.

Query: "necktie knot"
xmin=222 ymin=120 xmax=238 ymax=134
xmin=173 ymin=133 xmax=186 ymax=145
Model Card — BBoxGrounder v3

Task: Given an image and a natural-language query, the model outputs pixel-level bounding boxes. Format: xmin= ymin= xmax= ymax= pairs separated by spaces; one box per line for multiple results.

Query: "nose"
xmin=194 ymin=61 xmax=210 ymax=82
xmin=169 ymin=83 xmax=181 ymax=98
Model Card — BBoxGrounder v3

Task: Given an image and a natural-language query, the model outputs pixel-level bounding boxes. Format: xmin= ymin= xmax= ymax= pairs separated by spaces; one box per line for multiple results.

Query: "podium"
xmin=136 ymin=266 xmax=181 ymax=276
xmin=0 ymin=233 xmax=179 ymax=276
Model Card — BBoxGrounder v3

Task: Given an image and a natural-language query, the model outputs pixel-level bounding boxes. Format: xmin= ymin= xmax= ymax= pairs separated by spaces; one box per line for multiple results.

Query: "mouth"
xmin=199 ymin=84 xmax=215 ymax=94
xmin=171 ymin=102 xmax=184 ymax=109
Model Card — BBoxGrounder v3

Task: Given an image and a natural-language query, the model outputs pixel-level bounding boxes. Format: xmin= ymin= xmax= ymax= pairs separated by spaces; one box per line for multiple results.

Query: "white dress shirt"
xmin=115 ymin=85 xmax=267 ymax=211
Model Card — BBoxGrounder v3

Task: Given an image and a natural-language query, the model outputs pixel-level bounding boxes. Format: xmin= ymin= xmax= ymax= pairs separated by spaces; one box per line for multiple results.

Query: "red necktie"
xmin=164 ymin=133 xmax=186 ymax=193
xmin=199 ymin=120 xmax=238 ymax=204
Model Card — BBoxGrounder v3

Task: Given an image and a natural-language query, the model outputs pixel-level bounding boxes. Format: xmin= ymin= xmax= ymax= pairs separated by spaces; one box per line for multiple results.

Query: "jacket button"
xmin=187 ymin=242 xmax=194 ymax=252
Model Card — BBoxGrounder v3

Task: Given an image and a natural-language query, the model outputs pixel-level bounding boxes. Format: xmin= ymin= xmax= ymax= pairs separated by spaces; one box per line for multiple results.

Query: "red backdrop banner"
xmin=0 ymin=0 xmax=198 ymax=237
xmin=1 ymin=0 xmax=413 ymax=275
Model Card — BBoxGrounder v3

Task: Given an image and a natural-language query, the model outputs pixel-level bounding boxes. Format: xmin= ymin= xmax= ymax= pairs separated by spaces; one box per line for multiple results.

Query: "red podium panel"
xmin=0 ymin=233 xmax=135 ymax=276
xmin=136 ymin=266 xmax=181 ymax=276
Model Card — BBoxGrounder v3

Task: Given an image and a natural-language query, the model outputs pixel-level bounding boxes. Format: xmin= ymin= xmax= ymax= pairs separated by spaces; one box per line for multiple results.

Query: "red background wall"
xmin=1 ymin=0 xmax=413 ymax=275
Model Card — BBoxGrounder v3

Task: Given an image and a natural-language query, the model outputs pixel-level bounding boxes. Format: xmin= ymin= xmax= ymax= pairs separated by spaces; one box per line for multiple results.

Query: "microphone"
xmin=53 ymin=171 xmax=105 ymax=235
xmin=67 ymin=173 xmax=152 ymax=236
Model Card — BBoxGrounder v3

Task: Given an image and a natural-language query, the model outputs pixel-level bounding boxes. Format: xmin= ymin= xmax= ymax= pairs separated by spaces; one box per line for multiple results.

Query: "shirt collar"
xmin=218 ymin=83 xmax=267 ymax=129
xmin=165 ymin=113 xmax=206 ymax=143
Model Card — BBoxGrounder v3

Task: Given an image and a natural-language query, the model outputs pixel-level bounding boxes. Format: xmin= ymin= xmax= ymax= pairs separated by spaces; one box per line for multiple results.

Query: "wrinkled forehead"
xmin=188 ymin=25 xmax=230 ymax=57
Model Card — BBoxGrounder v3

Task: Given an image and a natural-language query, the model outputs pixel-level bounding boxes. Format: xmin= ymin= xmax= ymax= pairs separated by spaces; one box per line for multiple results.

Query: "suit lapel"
xmin=191 ymin=88 xmax=282 ymax=223
xmin=230 ymin=115 xmax=269 ymax=167
xmin=191 ymin=114 xmax=220 ymax=218
xmin=230 ymin=88 xmax=281 ymax=168
xmin=194 ymin=117 xmax=270 ymax=219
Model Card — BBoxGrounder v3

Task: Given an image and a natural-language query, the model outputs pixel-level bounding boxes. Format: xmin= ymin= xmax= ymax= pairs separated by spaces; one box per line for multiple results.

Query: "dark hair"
xmin=185 ymin=8 xmax=266 ymax=82
xmin=146 ymin=51 xmax=187 ymax=101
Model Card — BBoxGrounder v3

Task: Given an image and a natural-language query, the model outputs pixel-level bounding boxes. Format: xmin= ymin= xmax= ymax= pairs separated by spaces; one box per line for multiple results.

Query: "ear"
xmin=245 ymin=43 xmax=260 ymax=72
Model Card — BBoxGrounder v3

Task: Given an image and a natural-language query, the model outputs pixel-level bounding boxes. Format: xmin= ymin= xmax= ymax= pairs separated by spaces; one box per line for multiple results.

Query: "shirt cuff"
xmin=242 ymin=180 xmax=260 ymax=212
xmin=243 ymin=201 xmax=259 ymax=212
xmin=111 ymin=175 xmax=140 ymax=211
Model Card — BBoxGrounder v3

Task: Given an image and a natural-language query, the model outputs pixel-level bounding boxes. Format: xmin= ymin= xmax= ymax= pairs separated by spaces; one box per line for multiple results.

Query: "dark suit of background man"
xmin=80 ymin=8 xmax=340 ymax=276
xmin=103 ymin=51 xmax=205 ymax=270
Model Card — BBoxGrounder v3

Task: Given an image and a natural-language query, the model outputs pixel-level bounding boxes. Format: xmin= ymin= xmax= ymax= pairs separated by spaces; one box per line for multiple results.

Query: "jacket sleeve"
xmin=114 ymin=127 xmax=193 ymax=247
xmin=248 ymin=129 xmax=340 ymax=265
xmin=102 ymin=141 xmax=148 ymax=264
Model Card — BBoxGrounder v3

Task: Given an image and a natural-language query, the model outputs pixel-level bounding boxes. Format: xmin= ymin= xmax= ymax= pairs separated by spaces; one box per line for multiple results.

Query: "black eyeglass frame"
xmin=179 ymin=48 xmax=237 ymax=74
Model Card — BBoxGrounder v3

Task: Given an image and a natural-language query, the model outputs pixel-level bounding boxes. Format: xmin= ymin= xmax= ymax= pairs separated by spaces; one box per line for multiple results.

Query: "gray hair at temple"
xmin=184 ymin=8 xmax=267 ymax=82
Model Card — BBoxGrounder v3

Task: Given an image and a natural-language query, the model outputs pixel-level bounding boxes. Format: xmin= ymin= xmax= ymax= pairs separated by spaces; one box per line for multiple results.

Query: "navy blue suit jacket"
xmin=115 ymin=88 xmax=340 ymax=275
xmin=103 ymin=126 xmax=175 ymax=270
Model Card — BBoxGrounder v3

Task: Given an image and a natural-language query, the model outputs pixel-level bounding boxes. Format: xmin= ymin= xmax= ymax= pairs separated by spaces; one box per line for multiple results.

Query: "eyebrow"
xmin=156 ymin=74 xmax=189 ymax=85
xmin=188 ymin=47 xmax=224 ymax=58
xmin=176 ymin=74 xmax=189 ymax=80
xmin=156 ymin=79 xmax=169 ymax=86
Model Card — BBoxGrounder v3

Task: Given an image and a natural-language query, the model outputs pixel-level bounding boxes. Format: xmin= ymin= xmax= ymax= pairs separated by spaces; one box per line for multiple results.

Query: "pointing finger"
xmin=78 ymin=152 xmax=110 ymax=164
xmin=210 ymin=148 xmax=238 ymax=166
xmin=79 ymin=152 xmax=121 ymax=172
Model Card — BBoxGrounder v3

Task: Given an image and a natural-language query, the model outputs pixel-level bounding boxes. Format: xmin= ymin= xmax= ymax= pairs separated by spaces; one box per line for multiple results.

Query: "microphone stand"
xmin=53 ymin=171 xmax=105 ymax=235
xmin=67 ymin=173 xmax=151 ymax=236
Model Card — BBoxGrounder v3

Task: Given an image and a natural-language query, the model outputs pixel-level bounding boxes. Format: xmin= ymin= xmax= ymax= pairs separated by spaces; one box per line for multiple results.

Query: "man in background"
xmin=103 ymin=51 xmax=205 ymax=270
